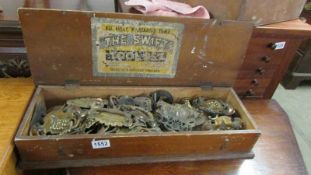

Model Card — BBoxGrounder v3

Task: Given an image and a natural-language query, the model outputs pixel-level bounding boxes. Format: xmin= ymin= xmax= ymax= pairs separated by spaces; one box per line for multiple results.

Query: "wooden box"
xmin=118 ymin=0 xmax=307 ymax=26
xmin=15 ymin=9 xmax=260 ymax=169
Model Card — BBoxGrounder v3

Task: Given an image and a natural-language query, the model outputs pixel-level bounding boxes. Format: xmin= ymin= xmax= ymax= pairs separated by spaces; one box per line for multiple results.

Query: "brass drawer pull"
xmin=256 ymin=68 xmax=265 ymax=75
xmin=251 ymin=79 xmax=259 ymax=85
xmin=262 ymin=56 xmax=271 ymax=63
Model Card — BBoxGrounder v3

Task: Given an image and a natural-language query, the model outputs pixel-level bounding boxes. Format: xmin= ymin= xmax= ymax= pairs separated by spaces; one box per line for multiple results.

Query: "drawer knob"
xmin=256 ymin=68 xmax=265 ymax=75
xmin=251 ymin=79 xmax=259 ymax=85
xmin=262 ymin=56 xmax=271 ymax=63
xmin=269 ymin=43 xmax=278 ymax=50
xmin=246 ymin=89 xmax=255 ymax=96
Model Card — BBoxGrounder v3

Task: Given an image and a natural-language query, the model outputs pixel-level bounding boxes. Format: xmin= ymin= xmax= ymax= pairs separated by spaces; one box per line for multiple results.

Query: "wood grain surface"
xmin=68 ymin=100 xmax=308 ymax=175
xmin=0 ymin=78 xmax=34 ymax=175
xmin=19 ymin=8 xmax=252 ymax=87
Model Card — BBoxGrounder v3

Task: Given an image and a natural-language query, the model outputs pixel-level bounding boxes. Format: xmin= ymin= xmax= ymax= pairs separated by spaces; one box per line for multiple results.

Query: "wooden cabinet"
xmin=234 ymin=23 xmax=309 ymax=98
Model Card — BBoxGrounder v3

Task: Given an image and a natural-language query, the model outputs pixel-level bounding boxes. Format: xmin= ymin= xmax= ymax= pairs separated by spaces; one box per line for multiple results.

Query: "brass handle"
xmin=256 ymin=68 xmax=265 ymax=75
xmin=262 ymin=56 xmax=271 ymax=63
xmin=251 ymin=79 xmax=259 ymax=85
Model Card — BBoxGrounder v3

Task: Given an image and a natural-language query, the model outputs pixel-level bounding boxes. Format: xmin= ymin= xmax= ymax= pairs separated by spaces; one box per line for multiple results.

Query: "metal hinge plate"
xmin=200 ymin=82 xmax=213 ymax=90
xmin=64 ymin=80 xmax=80 ymax=89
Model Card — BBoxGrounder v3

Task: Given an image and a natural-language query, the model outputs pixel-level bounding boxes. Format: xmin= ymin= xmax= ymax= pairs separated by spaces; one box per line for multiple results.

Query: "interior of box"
xmin=20 ymin=86 xmax=257 ymax=136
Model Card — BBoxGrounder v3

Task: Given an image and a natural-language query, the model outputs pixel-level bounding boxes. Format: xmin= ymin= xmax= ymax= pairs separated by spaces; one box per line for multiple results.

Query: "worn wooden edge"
xmin=14 ymin=86 xmax=39 ymax=139
xmin=18 ymin=152 xmax=254 ymax=169
xmin=0 ymin=48 xmax=26 ymax=54
xmin=1 ymin=146 xmax=21 ymax=175
xmin=253 ymin=20 xmax=311 ymax=38
xmin=0 ymin=145 xmax=14 ymax=174
xmin=228 ymin=88 xmax=260 ymax=130
xmin=15 ymin=129 xmax=260 ymax=141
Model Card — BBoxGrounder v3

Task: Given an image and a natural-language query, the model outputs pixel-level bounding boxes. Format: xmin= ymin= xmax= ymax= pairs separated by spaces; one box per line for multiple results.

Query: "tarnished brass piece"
xmin=93 ymin=111 xmax=133 ymax=127
xmin=156 ymin=100 xmax=205 ymax=131
xmin=214 ymin=116 xmax=232 ymax=129
xmin=133 ymin=97 xmax=153 ymax=112
xmin=192 ymin=97 xmax=235 ymax=116
xmin=30 ymin=91 xmax=245 ymax=136
xmin=66 ymin=98 xmax=106 ymax=109
xmin=30 ymin=106 xmax=81 ymax=135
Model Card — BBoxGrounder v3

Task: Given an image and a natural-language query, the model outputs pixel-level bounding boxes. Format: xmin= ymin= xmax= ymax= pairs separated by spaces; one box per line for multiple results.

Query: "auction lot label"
xmin=91 ymin=18 xmax=184 ymax=78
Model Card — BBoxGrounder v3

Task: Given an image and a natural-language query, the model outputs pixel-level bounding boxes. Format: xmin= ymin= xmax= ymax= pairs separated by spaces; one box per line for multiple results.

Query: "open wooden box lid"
xmin=19 ymin=8 xmax=253 ymax=87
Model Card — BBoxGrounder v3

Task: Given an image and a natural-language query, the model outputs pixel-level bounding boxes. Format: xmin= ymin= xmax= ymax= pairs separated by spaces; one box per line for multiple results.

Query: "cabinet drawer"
xmin=237 ymin=68 xmax=275 ymax=79
xmin=241 ymin=37 xmax=290 ymax=70
xmin=235 ymin=78 xmax=272 ymax=89
xmin=234 ymin=87 xmax=266 ymax=98
xmin=247 ymin=37 xmax=289 ymax=55
xmin=243 ymin=52 xmax=284 ymax=67
xmin=240 ymin=61 xmax=280 ymax=70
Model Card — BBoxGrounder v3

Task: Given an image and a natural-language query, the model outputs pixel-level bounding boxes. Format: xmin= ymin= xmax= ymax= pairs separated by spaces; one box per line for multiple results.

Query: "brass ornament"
xmin=30 ymin=91 xmax=244 ymax=136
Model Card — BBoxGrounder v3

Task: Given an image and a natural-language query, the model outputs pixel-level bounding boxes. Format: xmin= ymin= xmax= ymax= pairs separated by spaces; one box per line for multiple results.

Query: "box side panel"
xmin=226 ymin=88 xmax=258 ymax=130
xmin=239 ymin=0 xmax=307 ymax=25
xmin=16 ymin=132 xmax=258 ymax=162
xmin=15 ymin=87 xmax=44 ymax=137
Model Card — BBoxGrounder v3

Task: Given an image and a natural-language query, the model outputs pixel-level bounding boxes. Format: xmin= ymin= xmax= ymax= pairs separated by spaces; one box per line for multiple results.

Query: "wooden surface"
xmin=68 ymin=100 xmax=308 ymax=175
xmin=19 ymin=8 xmax=252 ymax=87
xmin=0 ymin=78 xmax=34 ymax=175
xmin=238 ymin=0 xmax=306 ymax=25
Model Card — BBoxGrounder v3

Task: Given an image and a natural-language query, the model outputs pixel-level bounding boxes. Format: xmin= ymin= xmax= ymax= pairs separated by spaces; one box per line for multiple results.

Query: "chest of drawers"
xmin=234 ymin=20 xmax=311 ymax=99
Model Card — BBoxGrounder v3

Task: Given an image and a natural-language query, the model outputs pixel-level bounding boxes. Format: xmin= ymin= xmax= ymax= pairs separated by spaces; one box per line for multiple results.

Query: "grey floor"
xmin=273 ymin=82 xmax=311 ymax=174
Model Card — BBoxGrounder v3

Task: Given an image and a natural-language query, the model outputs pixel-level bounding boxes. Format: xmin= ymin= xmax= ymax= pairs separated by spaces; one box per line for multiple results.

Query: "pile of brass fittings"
xmin=30 ymin=90 xmax=244 ymax=136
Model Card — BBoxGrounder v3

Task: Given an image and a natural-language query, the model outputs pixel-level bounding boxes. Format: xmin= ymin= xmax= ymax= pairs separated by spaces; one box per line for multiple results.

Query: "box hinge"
xmin=64 ymin=80 xmax=80 ymax=89
xmin=200 ymin=82 xmax=213 ymax=90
